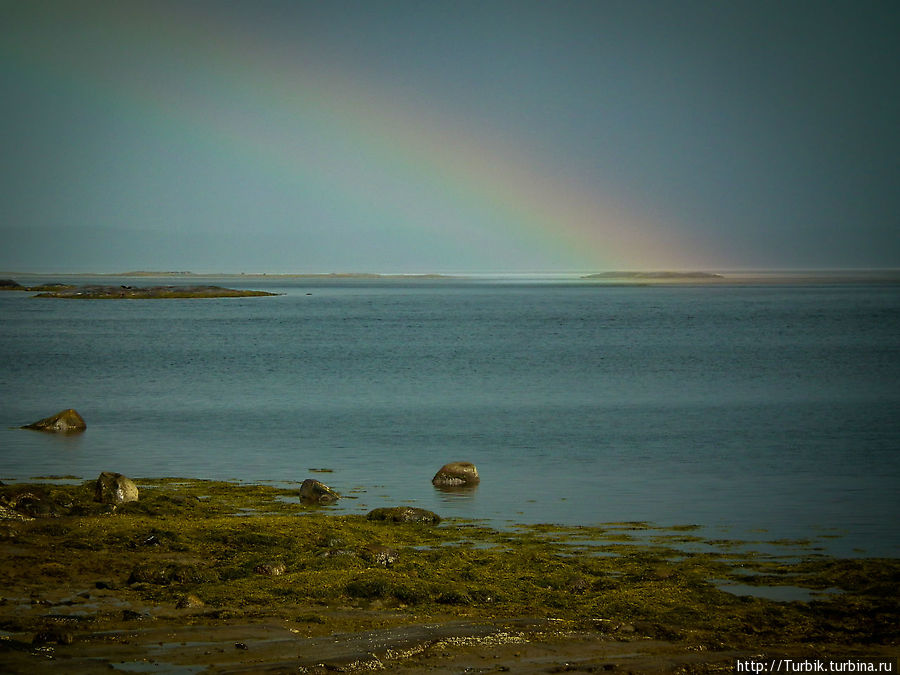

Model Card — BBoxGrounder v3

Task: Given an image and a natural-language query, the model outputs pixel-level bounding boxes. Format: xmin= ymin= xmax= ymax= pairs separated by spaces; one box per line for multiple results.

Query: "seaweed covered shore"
xmin=1 ymin=479 xmax=897 ymax=673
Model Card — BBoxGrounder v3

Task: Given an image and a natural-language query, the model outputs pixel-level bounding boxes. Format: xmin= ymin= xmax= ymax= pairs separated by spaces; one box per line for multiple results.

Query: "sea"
xmin=1 ymin=275 xmax=898 ymax=557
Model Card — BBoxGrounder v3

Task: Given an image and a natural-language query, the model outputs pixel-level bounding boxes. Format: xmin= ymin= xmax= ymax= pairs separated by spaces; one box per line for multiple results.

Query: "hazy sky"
xmin=2 ymin=0 xmax=898 ymax=273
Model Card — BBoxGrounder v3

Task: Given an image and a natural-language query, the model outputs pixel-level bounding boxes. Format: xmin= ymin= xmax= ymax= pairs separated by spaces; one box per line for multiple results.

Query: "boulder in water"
xmin=95 ymin=472 xmax=139 ymax=505
xmin=299 ymin=478 xmax=340 ymax=505
xmin=432 ymin=461 xmax=480 ymax=487
xmin=22 ymin=408 xmax=86 ymax=433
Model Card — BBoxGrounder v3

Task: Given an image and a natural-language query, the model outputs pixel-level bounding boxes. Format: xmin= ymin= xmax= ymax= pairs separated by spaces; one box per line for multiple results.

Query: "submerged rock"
xmin=22 ymin=408 xmax=87 ymax=433
xmin=95 ymin=472 xmax=139 ymax=505
xmin=432 ymin=462 xmax=480 ymax=487
xmin=367 ymin=506 xmax=441 ymax=525
xmin=299 ymin=478 xmax=340 ymax=505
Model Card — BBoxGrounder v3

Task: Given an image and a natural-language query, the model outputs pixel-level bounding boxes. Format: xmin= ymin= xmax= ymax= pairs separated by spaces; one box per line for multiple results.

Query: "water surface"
xmin=1 ymin=277 xmax=897 ymax=556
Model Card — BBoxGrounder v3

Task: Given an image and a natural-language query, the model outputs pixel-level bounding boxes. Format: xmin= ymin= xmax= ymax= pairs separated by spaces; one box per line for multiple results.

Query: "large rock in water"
xmin=22 ymin=408 xmax=86 ymax=433
xmin=432 ymin=461 xmax=480 ymax=487
xmin=95 ymin=472 xmax=139 ymax=505
xmin=299 ymin=479 xmax=340 ymax=505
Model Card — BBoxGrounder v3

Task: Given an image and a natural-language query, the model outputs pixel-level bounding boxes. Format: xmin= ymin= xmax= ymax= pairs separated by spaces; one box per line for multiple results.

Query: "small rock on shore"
xmin=254 ymin=562 xmax=287 ymax=576
xmin=367 ymin=506 xmax=441 ymax=525
xmin=299 ymin=479 xmax=340 ymax=505
xmin=95 ymin=472 xmax=139 ymax=505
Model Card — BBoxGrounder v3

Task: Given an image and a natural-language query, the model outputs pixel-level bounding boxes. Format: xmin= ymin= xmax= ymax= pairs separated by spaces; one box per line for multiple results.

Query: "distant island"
xmin=5 ymin=271 xmax=899 ymax=289
xmin=0 ymin=281 xmax=278 ymax=299
xmin=582 ymin=271 xmax=725 ymax=281
xmin=117 ymin=270 xmax=195 ymax=277
xmin=37 ymin=285 xmax=279 ymax=299
xmin=1 ymin=279 xmax=77 ymax=293
xmin=111 ymin=271 xmax=455 ymax=280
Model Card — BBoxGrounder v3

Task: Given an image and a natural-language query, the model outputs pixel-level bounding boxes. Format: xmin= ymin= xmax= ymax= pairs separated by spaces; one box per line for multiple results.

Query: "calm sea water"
xmin=1 ymin=277 xmax=898 ymax=556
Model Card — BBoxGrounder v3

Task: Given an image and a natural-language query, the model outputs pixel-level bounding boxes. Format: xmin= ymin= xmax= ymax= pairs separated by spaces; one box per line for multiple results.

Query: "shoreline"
xmin=0 ymin=282 xmax=279 ymax=299
xmin=4 ymin=269 xmax=900 ymax=286
xmin=1 ymin=478 xmax=897 ymax=673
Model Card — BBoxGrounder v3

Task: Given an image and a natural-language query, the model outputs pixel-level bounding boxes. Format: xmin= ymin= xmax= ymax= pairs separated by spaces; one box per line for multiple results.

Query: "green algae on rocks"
xmin=0 ymin=478 xmax=897 ymax=662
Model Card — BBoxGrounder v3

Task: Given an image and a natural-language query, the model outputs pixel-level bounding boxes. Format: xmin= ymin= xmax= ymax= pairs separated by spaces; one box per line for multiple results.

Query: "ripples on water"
xmin=1 ymin=277 xmax=898 ymax=556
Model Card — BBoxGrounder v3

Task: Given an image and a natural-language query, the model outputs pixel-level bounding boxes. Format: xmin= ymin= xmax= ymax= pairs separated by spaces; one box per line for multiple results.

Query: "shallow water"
xmin=1 ymin=276 xmax=898 ymax=556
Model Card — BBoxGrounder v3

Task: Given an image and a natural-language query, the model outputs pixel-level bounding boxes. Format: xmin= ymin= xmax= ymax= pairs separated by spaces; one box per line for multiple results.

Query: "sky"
xmin=1 ymin=0 xmax=898 ymax=274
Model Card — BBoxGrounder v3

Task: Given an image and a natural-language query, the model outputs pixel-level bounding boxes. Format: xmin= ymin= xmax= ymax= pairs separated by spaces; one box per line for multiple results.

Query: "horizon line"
xmin=3 ymin=267 xmax=900 ymax=279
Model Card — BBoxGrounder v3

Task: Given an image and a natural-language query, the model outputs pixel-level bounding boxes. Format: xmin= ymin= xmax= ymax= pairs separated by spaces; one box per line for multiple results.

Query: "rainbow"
xmin=3 ymin=3 xmax=718 ymax=272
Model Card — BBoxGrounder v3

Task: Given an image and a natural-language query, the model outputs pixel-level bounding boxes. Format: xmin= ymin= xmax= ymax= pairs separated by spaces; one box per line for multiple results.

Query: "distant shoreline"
xmin=3 ymin=269 xmax=900 ymax=285
xmin=116 ymin=271 xmax=457 ymax=280
xmin=0 ymin=281 xmax=279 ymax=299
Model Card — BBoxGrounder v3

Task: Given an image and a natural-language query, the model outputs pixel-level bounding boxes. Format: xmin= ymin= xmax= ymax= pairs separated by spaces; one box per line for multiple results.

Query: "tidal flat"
xmin=0 ymin=479 xmax=897 ymax=673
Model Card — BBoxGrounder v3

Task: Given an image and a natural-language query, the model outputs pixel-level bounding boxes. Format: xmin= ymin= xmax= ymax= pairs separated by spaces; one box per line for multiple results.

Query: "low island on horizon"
xmin=2 ymin=269 xmax=899 ymax=295
xmin=0 ymin=279 xmax=279 ymax=299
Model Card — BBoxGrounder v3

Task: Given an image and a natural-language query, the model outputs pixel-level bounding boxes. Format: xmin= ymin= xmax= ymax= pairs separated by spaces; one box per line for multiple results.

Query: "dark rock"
xmin=94 ymin=472 xmax=139 ymax=505
xmin=176 ymin=593 xmax=205 ymax=609
xmin=235 ymin=642 xmax=248 ymax=650
xmin=128 ymin=561 xmax=217 ymax=585
xmin=254 ymin=562 xmax=286 ymax=576
xmin=38 ymin=562 xmax=66 ymax=577
xmin=22 ymin=408 xmax=86 ymax=433
xmin=32 ymin=628 xmax=74 ymax=645
xmin=0 ymin=489 xmax=53 ymax=519
xmin=299 ymin=478 xmax=340 ymax=505
xmin=432 ymin=462 xmax=480 ymax=487
xmin=8 ymin=492 xmax=59 ymax=518
xmin=437 ymin=588 xmax=473 ymax=605
xmin=122 ymin=609 xmax=154 ymax=621
xmin=366 ymin=506 xmax=441 ymax=525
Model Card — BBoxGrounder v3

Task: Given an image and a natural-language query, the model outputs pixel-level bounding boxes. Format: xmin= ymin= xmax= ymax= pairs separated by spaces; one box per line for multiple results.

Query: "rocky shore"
xmin=0 ymin=478 xmax=897 ymax=673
